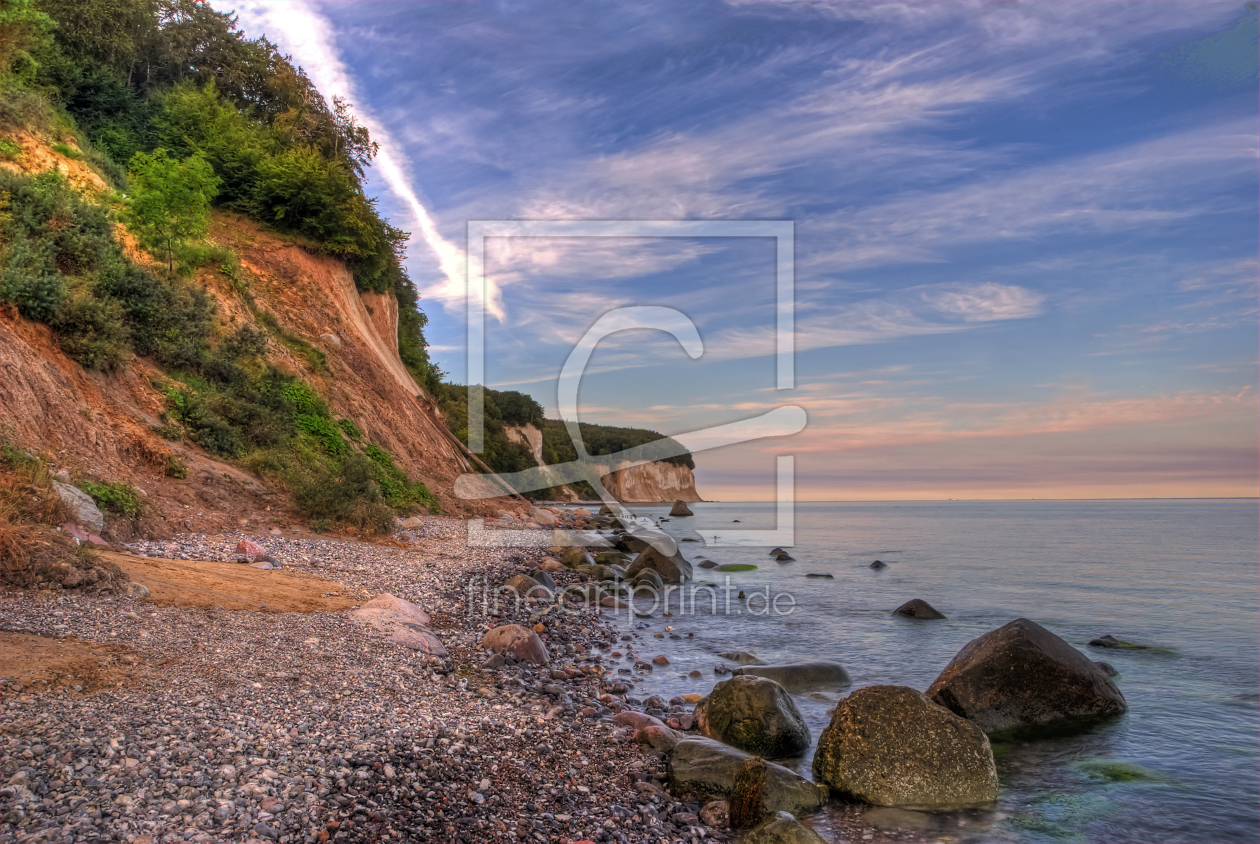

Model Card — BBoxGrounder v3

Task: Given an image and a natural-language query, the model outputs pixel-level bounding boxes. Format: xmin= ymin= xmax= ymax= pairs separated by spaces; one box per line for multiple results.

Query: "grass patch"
xmin=0 ymin=136 xmax=21 ymax=160
xmin=77 ymin=480 xmax=142 ymax=518
xmin=257 ymin=309 xmax=327 ymax=372
xmin=50 ymin=141 xmax=83 ymax=160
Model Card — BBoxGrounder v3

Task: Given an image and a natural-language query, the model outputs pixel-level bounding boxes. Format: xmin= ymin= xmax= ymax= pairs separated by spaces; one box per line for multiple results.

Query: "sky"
xmin=212 ymin=0 xmax=1258 ymax=501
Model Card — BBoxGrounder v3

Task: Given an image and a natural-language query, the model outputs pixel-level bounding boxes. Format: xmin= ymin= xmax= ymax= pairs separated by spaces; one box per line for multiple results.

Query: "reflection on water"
xmin=588 ymin=500 xmax=1259 ymax=844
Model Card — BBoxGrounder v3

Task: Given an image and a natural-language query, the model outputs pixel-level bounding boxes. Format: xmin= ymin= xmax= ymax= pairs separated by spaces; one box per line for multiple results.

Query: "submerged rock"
xmin=719 ymin=651 xmax=766 ymax=665
xmin=926 ymin=617 xmax=1127 ymax=737
xmin=732 ymin=660 xmax=851 ymax=691
xmin=869 ymin=560 xmax=887 ymax=569
xmin=694 ymin=675 xmax=811 ymax=757
xmin=667 ymin=737 xmax=826 ymax=816
xmin=812 ymin=685 xmax=997 ymax=810
xmin=892 ymin=599 xmax=946 ymax=619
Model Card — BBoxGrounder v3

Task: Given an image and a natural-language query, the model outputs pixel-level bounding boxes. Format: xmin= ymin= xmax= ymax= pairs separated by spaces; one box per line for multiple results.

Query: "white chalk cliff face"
xmin=506 ymin=426 xmax=703 ymax=502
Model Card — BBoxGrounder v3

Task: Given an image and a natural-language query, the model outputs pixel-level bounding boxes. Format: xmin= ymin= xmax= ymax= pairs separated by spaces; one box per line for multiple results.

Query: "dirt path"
xmin=99 ymin=551 xmax=359 ymax=613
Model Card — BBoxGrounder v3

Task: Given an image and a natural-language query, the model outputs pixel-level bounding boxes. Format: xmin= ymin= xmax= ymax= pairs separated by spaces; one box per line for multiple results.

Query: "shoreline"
xmin=0 ymin=515 xmax=732 ymax=844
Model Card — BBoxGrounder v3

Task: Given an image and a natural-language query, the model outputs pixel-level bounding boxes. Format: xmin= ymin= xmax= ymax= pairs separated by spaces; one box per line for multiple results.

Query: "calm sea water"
xmin=596 ymin=500 xmax=1259 ymax=844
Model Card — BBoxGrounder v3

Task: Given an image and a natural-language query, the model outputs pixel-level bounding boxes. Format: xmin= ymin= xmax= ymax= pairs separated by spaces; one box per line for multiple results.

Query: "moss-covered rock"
xmin=694 ymin=675 xmax=810 ymax=757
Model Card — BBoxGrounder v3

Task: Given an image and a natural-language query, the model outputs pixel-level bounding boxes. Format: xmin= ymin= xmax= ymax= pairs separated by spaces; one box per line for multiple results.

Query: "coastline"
xmin=0 ymin=515 xmax=729 ymax=844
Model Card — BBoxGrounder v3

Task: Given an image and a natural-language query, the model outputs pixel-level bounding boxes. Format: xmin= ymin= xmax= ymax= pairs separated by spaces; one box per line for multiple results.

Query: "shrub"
xmin=0 ymin=136 xmax=20 ymax=159
xmin=290 ymin=452 xmax=393 ymax=535
xmin=294 ymin=413 xmax=346 ymax=456
xmin=337 ymin=418 xmax=362 ymax=441
xmin=77 ymin=479 xmax=142 ymax=518
xmin=364 ymin=443 xmax=439 ymax=513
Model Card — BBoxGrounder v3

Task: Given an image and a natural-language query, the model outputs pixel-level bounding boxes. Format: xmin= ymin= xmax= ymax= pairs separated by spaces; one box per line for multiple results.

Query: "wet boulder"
xmin=694 ymin=675 xmax=810 ymax=757
xmin=744 ymin=813 xmax=828 ymax=844
xmin=732 ymin=660 xmax=851 ymax=692
xmin=670 ymin=499 xmax=695 ymax=517
xmin=869 ymin=560 xmax=887 ymax=569
xmin=892 ymin=599 xmax=946 ymax=619
xmin=502 ymin=574 xmax=550 ymax=598
xmin=625 ymin=544 xmax=694 ymax=584
xmin=667 ymin=737 xmax=826 ymax=817
xmin=926 ymin=617 xmax=1127 ymax=737
xmin=812 ymin=685 xmax=997 ymax=810
xmin=481 ymin=624 xmax=549 ymax=665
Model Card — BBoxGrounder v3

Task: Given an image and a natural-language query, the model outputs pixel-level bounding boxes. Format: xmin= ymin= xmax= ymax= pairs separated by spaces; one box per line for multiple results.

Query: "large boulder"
xmin=669 ymin=499 xmax=694 ymax=517
xmin=668 ymin=737 xmax=826 ymax=817
xmin=926 ymin=617 xmax=1127 ymax=738
xmin=732 ymin=661 xmax=850 ymax=692
xmin=481 ymin=624 xmax=549 ymax=665
xmin=719 ymin=651 xmax=766 ymax=666
xmin=744 ymin=813 xmax=828 ymax=844
xmin=52 ymin=481 xmax=105 ymax=534
xmin=350 ymin=594 xmax=446 ymax=656
xmin=694 ymin=675 xmax=810 ymax=757
xmin=812 ymin=685 xmax=997 ymax=810
xmin=625 ymin=544 xmax=694 ymax=584
xmin=551 ymin=545 xmax=594 ymax=569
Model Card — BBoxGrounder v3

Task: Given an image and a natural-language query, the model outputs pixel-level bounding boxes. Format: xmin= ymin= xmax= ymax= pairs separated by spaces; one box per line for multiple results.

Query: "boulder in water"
xmin=625 ymin=544 xmax=694 ymax=584
xmin=869 ymin=560 xmax=887 ymax=569
xmin=1093 ymin=661 xmax=1119 ymax=677
xmin=744 ymin=813 xmax=828 ymax=844
xmin=813 ymin=685 xmax=998 ymax=810
xmin=926 ymin=617 xmax=1127 ymax=737
xmin=732 ymin=660 xmax=851 ymax=692
xmin=698 ymin=560 xmax=720 ymax=569
xmin=805 ymin=573 xmax=833 ymax=579
xmin=775 ymin=553 xmax=795 ymax=562
xmin=892 ymin=599 xmax=946 ymax=619
xmin=667 ymin=737 xmax=826 ymax=816
xmin=694 ymin=675 xmax=811 ymax=757
xmin=670 ymin=499 xmax=695 ymax=517
xmin=768 ymin=548 xmax=786 ymax=556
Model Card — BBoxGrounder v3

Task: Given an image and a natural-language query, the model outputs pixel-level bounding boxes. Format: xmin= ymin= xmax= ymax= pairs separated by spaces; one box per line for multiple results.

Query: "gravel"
xmin=0 ymin=515 xmax=731 ymax=844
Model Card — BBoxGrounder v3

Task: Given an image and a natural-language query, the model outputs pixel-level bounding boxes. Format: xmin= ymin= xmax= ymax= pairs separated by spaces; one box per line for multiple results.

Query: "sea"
xmin=589 ymin=499 xmax=1260 ymax=844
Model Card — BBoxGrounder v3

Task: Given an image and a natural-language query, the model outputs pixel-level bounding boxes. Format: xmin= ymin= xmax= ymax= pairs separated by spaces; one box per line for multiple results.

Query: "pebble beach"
xmin=0 ymin=515 xmax=729 ymax=844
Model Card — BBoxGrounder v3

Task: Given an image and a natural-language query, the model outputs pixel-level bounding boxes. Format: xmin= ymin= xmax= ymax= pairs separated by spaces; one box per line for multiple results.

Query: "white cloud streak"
xmin=208 ymin=1 xmax=486 ymax=317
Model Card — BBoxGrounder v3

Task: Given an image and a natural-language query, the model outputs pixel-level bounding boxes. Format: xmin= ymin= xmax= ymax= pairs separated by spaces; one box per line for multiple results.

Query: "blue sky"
xmin=217 ymin=0 xmax=1257 ymax=500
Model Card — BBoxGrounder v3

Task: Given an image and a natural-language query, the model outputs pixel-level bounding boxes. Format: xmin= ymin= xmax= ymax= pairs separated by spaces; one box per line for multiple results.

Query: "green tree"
xmin=0 ymin=0 xmax=54 ymax=78
xmin=125 ymin=147 xmax=218 ymax=276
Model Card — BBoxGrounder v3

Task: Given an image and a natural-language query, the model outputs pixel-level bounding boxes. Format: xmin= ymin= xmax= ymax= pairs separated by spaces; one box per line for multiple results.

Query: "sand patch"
xmin=0 ymin=632 xmax=141 ymax=694
xmin=99 ymin=551 xmax=359 ymax=613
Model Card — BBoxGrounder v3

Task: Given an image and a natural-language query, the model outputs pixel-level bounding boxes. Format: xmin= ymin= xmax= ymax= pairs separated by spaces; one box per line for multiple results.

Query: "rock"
xmin=892 ymin=599 xmax=946 ymax=619
xmin=775 ymin=553 xmax=795 ymax=562
xmin=1094 ymin=661 xmax=1119 ymax=677
xmin=869 ymin=560 xmax=887 ymax=569
xmin=700 ymin=799 xmax=730 ymax=828
xmin=718 ymin=651 xmax=766 ymax=665
xmin=573 ymin=507 xmax=592 ymax=518
xmin=926 ymin=617 xmax=1127 ymax=737
xmin=355 ymin=593 xmax=431 ymax=627
xmin=804 ymin=573 xmax=833 ymax=579
xmin=553 ymin=545 xmax=594 ymax=569
xmin=1089 ymin=634 xmax=1121 ymax=648
xmin=481 ymin=624 xmax=549 ymax=664
xmin=652 ymin=654 xmax=670 ymax=665
xmin=529 ymin=570 xmax=557 ymax=590
xmin=595 ymin=550 xmax=628 ymax=567
xmin=126 ymin=582 xmax=150 ymax=599
xmin=248 ymin=560 xmax=275 ymax=570
xmin=502 ymin=574 xmax=550 ymax=598
xmin=599 ymin=596 xmax=629 ymax=609
xmin=399 ymin=516 xmax=425 ymax=529
xmin=624 ymin=544 xmax=694 ymax=584
xmin=538 ymin=557 xmax=565 ymax=572
xmin=744 ymin=812 xmax=828 ymax=844
xmin=668 ymin=737 xmax=826 ymax=816
xmin=813 ymin=685 xmax=998 ymax=810
xmin=732 ymin=661 xmax=851 ymax=692
xmin=632 ymin=568 xmax=665 ymax=591
xmin=318 ymin=333 xmax=341 ymax=348
xmin=694 ymin=675 xmax=811 ymax=757
xmin=481 ymin=652 xmax=506 ymax=670
xmin=530 ymin=508 xmax=559 ymax=527
xmin=351 ymin=594 xmax=446 ymax=655
xmin=768 ymin=548 xmax=786 ymax=556
xmin=52 ymin=482 xmax=104 ymax=534
xmin=635 ymin=724 xmax=682 ymax=753
xmin=698 ymin=560 xmax=719 ymax=569
xmin=234 ymin=539 xmax=267 ymax=561
xmin=669 ymin=499 xmax=694 ymax=517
